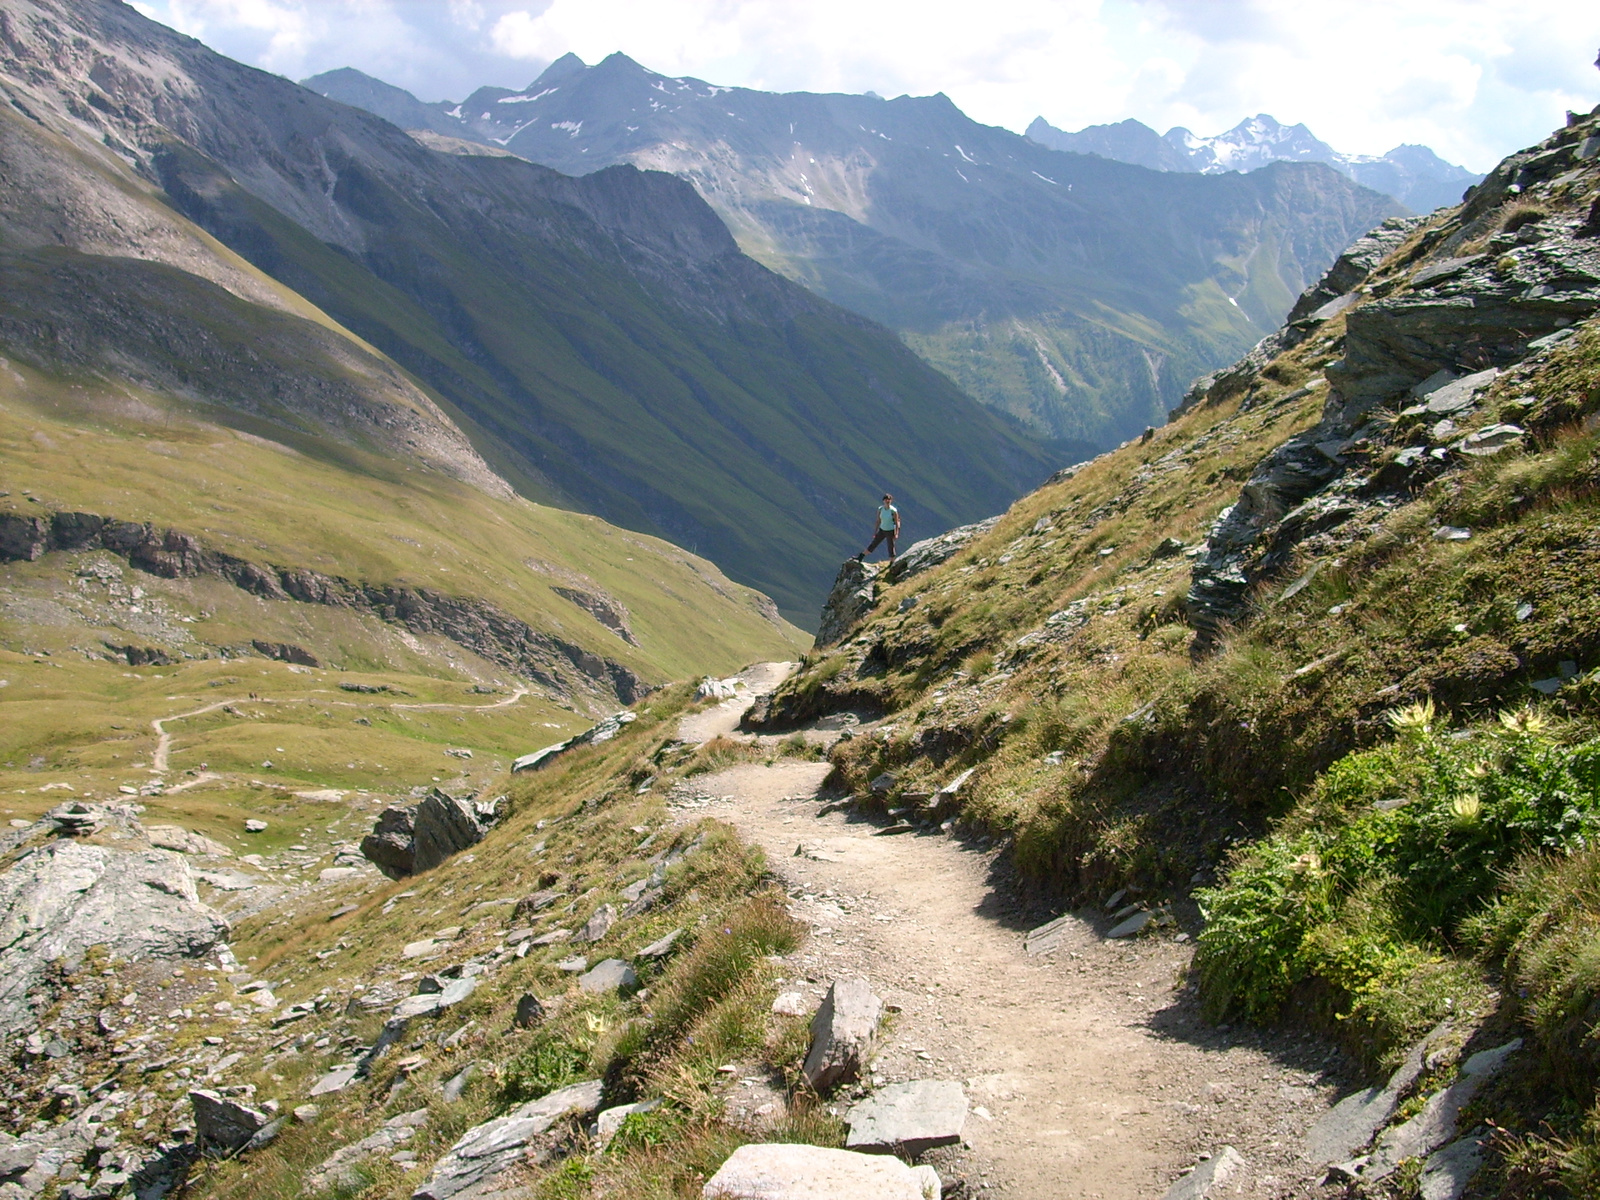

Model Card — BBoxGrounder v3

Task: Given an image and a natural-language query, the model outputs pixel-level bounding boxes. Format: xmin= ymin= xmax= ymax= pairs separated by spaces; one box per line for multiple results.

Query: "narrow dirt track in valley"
xmin=673 ymin=667 xmax=1352 ymax=1200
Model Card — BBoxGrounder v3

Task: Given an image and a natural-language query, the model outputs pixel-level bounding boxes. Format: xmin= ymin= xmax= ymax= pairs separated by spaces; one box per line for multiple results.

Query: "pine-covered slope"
xmin=756 ymin=108 xmax=1600 ymax=1192
xmin=0 ymin=0 xmax=1051 ymax=624
xmin=308 ymin=55 xmax=1402 ymax=454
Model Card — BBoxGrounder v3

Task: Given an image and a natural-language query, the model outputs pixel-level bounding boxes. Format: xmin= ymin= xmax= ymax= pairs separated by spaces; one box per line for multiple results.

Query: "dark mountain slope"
xmin=0 ymin=0 xmax=1050 ymax=623
xmin=311 ymin=55 xmax=1402 ymax=450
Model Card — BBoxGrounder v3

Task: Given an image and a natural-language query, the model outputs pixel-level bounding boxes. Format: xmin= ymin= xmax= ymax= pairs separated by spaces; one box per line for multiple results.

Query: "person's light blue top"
xmin=878 ymin=504 xmax=898 ymax=531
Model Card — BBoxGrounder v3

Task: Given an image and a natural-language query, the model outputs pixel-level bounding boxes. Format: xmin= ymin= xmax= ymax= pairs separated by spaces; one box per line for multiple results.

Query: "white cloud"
xmin=132 ymin=0 xmax=1600 ymax=171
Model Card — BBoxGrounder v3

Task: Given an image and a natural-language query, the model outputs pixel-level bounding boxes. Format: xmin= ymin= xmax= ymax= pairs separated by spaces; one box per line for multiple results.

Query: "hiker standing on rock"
xmin=862 ymin=493 xmax=901 ymax=564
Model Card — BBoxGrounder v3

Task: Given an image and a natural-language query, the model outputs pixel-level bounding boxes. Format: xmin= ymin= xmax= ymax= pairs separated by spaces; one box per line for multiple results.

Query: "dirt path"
xmin=675 ymin=671 xmax=1352 ymax=1200
xmin=147 ymin=686 xmax=534 ymax=777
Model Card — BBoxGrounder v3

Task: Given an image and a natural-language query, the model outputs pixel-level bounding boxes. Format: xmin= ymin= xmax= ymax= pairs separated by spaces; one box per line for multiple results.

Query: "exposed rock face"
xmin=0 ymin=509 xmax=646 ymax=705
xmin=307 ymin=1110 xmax=429 ymax=1191
xmin=550 ymin=585 xmax=637 ymax=645
xmin=1186 ymin=121 xmax=1600 ymax=642
xmin=511 ymin=711 xmax=638 ymax=772
xmin=145 ymin=825 xmax=234 ymax=858
xmin=802 ymin=977 xmax=883 ymax=1092
xmin=884 ymin=517 xmax=1000 ymax=586
xmin=815 ymin=559 xmax=884 ymax=649
xmin=412 ymin=1079 xmax=603 ymax=1200
xmin=702 ymin=1143 xmax=940 ymax=1199
xmin=0 ymin=837 xmax=228 ymax=1033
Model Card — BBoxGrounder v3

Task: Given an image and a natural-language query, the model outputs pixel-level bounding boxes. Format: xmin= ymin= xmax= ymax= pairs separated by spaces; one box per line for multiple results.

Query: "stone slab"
xmin=1161 ymin=1146 xmax=1246 ymax=1200
xmin=845 ymin=1080 xmax=967 ymax=1155
xmin=702 ymin=1143 xmax=940 ymax=1199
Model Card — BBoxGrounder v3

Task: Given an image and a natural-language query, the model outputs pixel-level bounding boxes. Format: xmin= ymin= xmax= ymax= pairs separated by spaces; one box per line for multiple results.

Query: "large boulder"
xmin=703 ymin=1144 xmax=940 ymax=1199
xmin=412 ymin=790 xmax=487 ymax=873
xmin=412 ymin=1080 xmax=603 ymax=1200
xmin=815 ymin=559 xmax=883 ymax=649
xmin=190 ymin=1090 xmax=269 ymax=1157
xmin=0 ymin=840 xmax=227 ymax=1033
xmin=360 ymin=806 xmax=416 ymax=879
xmin=802 ymin=978 xmax=882 ymax=1092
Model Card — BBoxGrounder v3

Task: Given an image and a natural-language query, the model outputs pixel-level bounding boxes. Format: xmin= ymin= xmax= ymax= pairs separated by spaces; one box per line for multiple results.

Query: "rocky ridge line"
xmin=0 ymin=508 xmax=646 ymax=705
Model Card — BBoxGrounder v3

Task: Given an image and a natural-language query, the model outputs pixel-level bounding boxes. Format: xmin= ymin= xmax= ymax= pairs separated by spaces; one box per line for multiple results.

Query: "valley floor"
xmin=681 ymin=671 xmax=1355 ymax=1199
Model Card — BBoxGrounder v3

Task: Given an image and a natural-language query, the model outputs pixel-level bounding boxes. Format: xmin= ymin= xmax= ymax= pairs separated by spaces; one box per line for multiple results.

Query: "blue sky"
xmin=131 ymin=0 xmax=1600 ymax=172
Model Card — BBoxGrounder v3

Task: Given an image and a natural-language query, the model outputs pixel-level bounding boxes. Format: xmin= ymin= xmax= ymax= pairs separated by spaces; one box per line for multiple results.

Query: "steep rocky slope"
xmin=308 ymin=55 xmax=1401 ymax=454
xmin=751 ymin=108 xmax=1600 ymax=1194
xmin=0 ymin=0 xmax=1052 ymax=622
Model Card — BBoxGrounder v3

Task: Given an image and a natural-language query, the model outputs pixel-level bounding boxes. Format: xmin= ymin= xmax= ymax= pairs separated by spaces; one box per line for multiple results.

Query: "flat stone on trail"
xmin=578 ymin=958 xmax=638 ymax=993
xmin=1362 ymin=1040 xmax=1521 ymax=1182
xmin=413 ymin=1079 xmax=602 ymax=1200
xmin=845 ymin=1079 xmax=967 ymax=1155
xmin=1024 ymin=914 xmax=1075 ymax=955
xmin=1106 ymin=910 xmax=1152 ymax=939
xmin=1420 ymin=1131 xmax=1488 ymax=1200
xmin=703 ymin=1144 xmax=939 ymax=1199
xmin=1304 ymin=1024 xmax=1437 ymax=1164
xmin=802 ymin=977 xmax=883 ymax=1092
xmin=771 ymin=992 xmax=810 ymax=1017
xmin=1161 ymin=1146 xmax=1247 ymax=1200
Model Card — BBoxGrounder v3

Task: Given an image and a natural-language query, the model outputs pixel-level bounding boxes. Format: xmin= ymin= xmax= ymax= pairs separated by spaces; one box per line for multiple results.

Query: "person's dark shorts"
xmin=868 ymin=528 xmax=897 ymax=556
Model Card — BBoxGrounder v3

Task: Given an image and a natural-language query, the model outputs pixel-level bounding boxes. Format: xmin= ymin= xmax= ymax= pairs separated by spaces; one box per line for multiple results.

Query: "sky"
xmin=130 ymin=0 xmax=1600 ymax=172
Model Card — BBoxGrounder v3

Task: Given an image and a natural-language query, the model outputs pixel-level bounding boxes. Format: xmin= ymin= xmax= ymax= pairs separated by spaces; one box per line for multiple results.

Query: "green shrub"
xmin=1197 ymin=706 xmax=1600 ymax=1029
xmin=502 ymin=1032 xmax=591 ymax=1104
xmin=1194 ymin=836 xmax=1333 ymax=1021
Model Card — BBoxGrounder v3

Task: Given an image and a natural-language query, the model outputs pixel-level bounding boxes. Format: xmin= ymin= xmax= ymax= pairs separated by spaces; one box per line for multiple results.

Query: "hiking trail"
xmin=675 ymin=664 xmax=1352 ymax=1200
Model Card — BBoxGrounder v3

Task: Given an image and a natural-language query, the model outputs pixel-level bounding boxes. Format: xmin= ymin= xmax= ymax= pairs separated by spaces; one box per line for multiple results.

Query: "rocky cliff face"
xmin=0 ymin=507 xmax=647 ymax=705
xmin=310 ymin=55 xmax=1402 ymax=454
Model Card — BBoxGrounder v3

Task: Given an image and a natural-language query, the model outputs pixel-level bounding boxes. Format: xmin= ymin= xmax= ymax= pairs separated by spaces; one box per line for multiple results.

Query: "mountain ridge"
xmin=1026 ymin=111 xmax=1481 ymax=214
xmin=305 ymin=55 xmax=1403 ymax=453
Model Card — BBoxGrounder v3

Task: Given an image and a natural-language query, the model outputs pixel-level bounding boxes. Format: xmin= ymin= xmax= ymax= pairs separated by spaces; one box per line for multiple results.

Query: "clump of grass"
xmin=646 ymin=892 xmax=801 ymax=1042
xmin=1502 ymin=200 xmax=1552 ymax=233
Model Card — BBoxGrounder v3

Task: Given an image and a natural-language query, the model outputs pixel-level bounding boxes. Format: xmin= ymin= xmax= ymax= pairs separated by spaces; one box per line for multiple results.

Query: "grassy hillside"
xmin=756 ymin=109 xmax=1600 ymax=1193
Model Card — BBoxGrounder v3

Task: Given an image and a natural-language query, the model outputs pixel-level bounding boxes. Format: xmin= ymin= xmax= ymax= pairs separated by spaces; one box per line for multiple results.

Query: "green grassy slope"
xmin=757 ymin=113 xmax=1600 ymax=1193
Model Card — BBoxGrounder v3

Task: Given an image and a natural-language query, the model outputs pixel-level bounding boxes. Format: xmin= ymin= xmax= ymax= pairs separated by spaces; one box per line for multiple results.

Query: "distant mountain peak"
xmin=1028 ymin=112 xmax=1480 ymax=212
xmin=535 ymin=51 xmax=588 ymax=87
